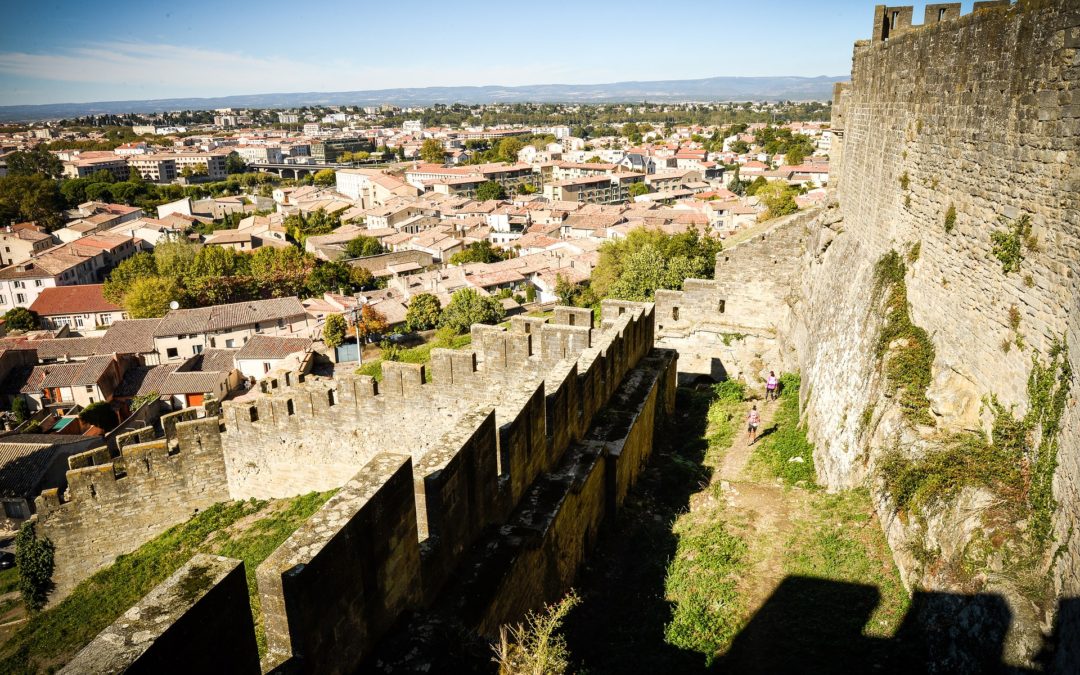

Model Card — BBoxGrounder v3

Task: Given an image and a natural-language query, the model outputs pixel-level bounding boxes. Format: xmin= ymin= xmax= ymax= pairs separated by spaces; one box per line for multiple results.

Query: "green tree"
xmin=2 ymin=307 xmax=38 ymax=332
xmin=592 ymin=228 xmax=723 ymax=301
xmin=745 ymin=176 xmax=768 ymax=196
xmin=186 ymin=245 xmax=248 ymax=282
xmin=14 ymin=521 xmax=55 ymax=612
xmin=11 ymin=396 xmax=29 ymax=423
xmin=305 ymin=261 xmax=355 ymax=296
xmin=439 ymin=288 xmax=505 ymax=334
xmin=6 ymin=147 xmax=63 ymax=179
xmin=323 ymin=313 xmax=347 ymax=348
xmin=405 ymin=293 xmax=442 ymax=331
xmin=78 ymin=401 xmax=117 ymax=430
xmin=475 ymin=181 xmax=507 ymax=202
xmin=344 ymin=235 xmax=386 ymax=258
xmin=729 ymin=140 xmax=750 ymax=154
xmin=103 ymin=252 xmax=159 ymax=304
xmin=628 ymin=182 xmax=650 ymax=198
xmin=757 ymin=182 xmax=800 ymax=220
xmin=123 ymin=276 xmax=181 ymax=318
xmin=496 ymin=137 xmax=525 ymax=162
xmin=153 ymin=239 xmax=197 ymax=278
xmin=313 ymin=169 xmax=336 ymax=186
xmin=249 ymin=246 xmax=315 ymax=297
xmin=0 ymin=174 xmax=65 ymax=230
xmin=448 ymin=240 xmax=506 ymax=265
xmin=784 ymin=147 xmax=805 ymax=166
xmin=225 ymin=153 xmax=247 ymax=174
xmin=285 ymin=208 xmax=339 ymax=245
xmin=420 ymin=139 xmax=446 ymax=164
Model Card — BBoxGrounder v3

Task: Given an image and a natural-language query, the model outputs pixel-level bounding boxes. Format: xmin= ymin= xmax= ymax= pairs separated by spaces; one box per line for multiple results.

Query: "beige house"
xmin=152 ymin=297 xmax=311 ymax=362
xmin=0 ymin=225 xmax=54 ymax=266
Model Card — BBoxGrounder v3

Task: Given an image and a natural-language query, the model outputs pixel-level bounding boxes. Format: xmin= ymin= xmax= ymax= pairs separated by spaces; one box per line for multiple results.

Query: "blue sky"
xmin=1 ymin=1 xmax=986 ymax=106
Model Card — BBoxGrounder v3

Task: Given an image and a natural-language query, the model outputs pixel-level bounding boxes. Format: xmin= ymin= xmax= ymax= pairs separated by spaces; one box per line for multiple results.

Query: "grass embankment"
xmin=356 ymin=333 xmax=472 ymax=381
xmin=750 ymin=373 xmax=818 ymax=486
xmin=0 ymin=491 xmax=333 ymax=673
xmin=664 ymin=381 xmax=748 ymax=664
xmin=783 ymin=489 xmax=910 ymax=637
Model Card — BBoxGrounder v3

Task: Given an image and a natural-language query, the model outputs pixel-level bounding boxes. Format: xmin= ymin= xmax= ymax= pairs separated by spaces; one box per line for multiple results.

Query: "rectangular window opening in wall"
xmin=249 ymin=406 xmax=259 ymax=422
xmin=938 ymin=8 xmax=946 ymax=20
xmin=166 ymin=347 xmax=178 ymax=359
xmin=672 ymin=306 xmax=680 ymax=321
xmin=718 ymin=299 xmax=726 ymax=314
xmin=286 ymin=399 xmax=295 ymax=415
xmin=567 ymin=314 xmax=575 ymax=326
xmin=327 ymin=389 xmax=336 ymax=406
xmin=891 ymin=11 xmax=899 ymax=29
xmin=619 ymin=306 xmax=625 ymax=315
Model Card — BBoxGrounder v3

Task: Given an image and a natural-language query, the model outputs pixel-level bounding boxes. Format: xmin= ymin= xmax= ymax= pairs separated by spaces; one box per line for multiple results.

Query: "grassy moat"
xmin=560 ymin=380 xmax=913 ymax=673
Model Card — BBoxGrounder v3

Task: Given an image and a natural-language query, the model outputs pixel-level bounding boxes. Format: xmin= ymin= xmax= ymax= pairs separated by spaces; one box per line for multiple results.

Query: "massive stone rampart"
xmin=660 ymin=1 xmax=1078 ymax=664
xmin=36 ymin=410 xmax=231 ymax=600
xmin=61 ymin=301 xmax=677 ymax=673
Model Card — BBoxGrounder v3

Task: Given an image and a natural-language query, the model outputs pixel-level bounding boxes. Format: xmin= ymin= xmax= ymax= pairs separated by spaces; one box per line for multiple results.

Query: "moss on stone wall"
xmin=872 ymin=252 xmax=936 ymax=426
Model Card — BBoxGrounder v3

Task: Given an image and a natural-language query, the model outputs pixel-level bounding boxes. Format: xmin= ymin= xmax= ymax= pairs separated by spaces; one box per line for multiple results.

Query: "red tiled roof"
xmin=28 ymin=284 xmax=121 ymax=316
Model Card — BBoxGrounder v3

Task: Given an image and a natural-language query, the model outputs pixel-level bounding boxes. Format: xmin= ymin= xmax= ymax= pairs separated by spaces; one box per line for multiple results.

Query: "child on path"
xmin=765 ymin=371 xmax=779 ymax=402
xmin=747 ymin=405 xmax=761 ymax=445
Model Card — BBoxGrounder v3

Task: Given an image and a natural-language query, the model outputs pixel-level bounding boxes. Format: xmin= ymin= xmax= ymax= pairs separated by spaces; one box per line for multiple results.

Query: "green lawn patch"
xmin=783 ymin=489 xmax=910 ymax=637
xmin=750 ymin=374 xmax=818 ymax=486
xmin=356 ymin=333 xmax=472 ymax=381
xmin=0 ymin=491 xmax=333 ymax=673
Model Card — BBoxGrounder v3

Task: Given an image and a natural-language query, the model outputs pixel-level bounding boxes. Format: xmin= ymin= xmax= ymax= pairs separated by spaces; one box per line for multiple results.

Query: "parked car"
xmin=0 ymin=551 xmax=14 ymax=569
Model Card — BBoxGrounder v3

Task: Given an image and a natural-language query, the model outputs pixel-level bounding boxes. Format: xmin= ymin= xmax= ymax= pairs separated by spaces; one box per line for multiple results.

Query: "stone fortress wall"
xmin=55 ymin=300 xmax=677 ymax=673
xmin=812 ymin=0 xmax=1080 ymax=597
xmin=660 ymin=0 xmax=1079 ymax=662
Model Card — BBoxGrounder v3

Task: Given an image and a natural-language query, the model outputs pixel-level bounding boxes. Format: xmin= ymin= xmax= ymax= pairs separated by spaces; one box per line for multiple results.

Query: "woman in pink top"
xmin=747 ymin=405 xmax=761 ymax=445
xmin=766 ymin=371 xmax=779 ymax=402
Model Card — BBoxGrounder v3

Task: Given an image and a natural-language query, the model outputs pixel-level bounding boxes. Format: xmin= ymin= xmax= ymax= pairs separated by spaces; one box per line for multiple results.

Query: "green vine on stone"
xmin=990 ymin=214 xmax=1035 ymax=274
xmin=872 ymin=251 xmax=936 ymax=426
xmin=944 ymin=204 xmax=956 ymax=233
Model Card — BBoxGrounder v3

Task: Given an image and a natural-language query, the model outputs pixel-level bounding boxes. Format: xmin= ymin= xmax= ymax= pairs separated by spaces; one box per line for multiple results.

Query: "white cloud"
xmin=0 ymin=41 xmax=623 ymax=104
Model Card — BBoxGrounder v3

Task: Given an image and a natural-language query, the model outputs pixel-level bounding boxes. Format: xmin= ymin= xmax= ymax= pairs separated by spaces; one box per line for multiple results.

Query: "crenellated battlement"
xmin=870 ymin=1 xmax=1015 ymax=42
xmin=61 ymin=300 xmax=675 ymax=672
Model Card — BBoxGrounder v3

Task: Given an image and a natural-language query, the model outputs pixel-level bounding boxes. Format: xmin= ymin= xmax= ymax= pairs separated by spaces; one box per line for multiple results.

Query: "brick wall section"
xmin=37 ymin=416 xmax=230 ymax=600
xmin=62 ymin=555 xmax=260 ymax=674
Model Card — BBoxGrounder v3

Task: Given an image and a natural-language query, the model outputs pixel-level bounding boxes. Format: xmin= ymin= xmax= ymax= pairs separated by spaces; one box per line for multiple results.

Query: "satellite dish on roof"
xmin=169 ymin=301 xmax=180 ymax=310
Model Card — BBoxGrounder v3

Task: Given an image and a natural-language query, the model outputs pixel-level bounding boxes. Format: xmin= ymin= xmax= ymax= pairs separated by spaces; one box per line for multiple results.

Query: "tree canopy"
xmin=756 ymin=182 xmax=800 ymax=220
xmin=448 ymin=240 xmax=507 ymax=265
xmin=2 ymin=307 xmax=38 ymax=332
xmin=420 ymin=139 xmax=446 ymax=164
xmin=591 ymin=228 xmax=723 ymax=301
xmin=405 ymin=293 xmax=441 ymax=331
xmin=475 ymin=181 xmax=507 ymax=202
xmin=439 ymin=288 xmax=505 ymax=334
xmin=323 ymin=313 xmax=347 ymax=348
xmin=344 ymin=235 xmax=385 ymax=259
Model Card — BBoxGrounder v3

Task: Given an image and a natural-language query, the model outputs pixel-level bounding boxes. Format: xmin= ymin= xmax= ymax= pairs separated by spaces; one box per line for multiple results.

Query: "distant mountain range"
xmin=0 ymin=76 xmax=846 ymax=122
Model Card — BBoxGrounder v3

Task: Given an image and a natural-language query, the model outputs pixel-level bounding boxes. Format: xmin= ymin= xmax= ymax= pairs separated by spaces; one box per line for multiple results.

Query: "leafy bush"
xmin=713 ymin=379 xmax=746 ymax=404
xmin=14 ymin=522 xmax=54 ymax=612
xmin=990 ymin=214 xmax=1034 ymax=274
xmin=944 ymin=204 xmax=957 ymax=233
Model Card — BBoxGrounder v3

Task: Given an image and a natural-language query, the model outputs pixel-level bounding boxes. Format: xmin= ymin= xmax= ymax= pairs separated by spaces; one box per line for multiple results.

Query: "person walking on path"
xmin=747 ymin=405 xmax=761 ymax=445
xmin=765 ymin=371 xmax=779 ymax=402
